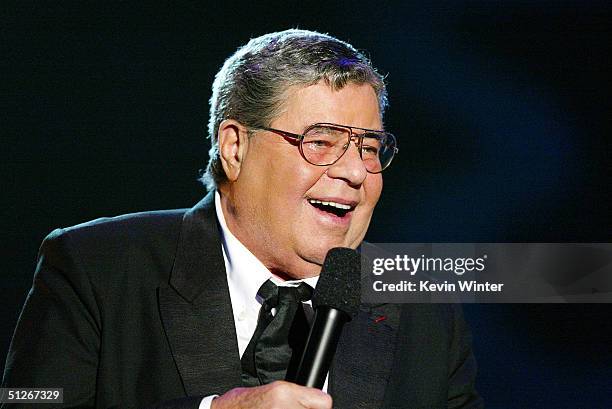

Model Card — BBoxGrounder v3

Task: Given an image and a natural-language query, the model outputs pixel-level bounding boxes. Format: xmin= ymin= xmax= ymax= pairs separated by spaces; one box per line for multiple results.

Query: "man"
xmin=2 ymin=29 xmax=482 ymax=408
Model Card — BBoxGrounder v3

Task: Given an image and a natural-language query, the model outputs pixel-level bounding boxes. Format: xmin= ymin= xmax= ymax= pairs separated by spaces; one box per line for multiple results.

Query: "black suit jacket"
xmin=2 ymin=193 xmax=483 ymax=408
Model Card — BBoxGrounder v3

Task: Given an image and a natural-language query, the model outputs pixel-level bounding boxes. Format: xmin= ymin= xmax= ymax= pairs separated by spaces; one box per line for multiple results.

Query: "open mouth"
xmin=307 ymin=198 xmax=356 ymax=218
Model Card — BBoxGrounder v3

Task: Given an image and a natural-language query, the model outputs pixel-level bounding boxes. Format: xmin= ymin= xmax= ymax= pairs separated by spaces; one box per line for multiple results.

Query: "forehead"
xmin=272 ymin=81 xmax=383 ymax=131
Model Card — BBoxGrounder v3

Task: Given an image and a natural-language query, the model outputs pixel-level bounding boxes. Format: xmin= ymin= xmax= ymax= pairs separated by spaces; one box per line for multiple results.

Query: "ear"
xmin=218 ymin=119 xmax=249 ymax=182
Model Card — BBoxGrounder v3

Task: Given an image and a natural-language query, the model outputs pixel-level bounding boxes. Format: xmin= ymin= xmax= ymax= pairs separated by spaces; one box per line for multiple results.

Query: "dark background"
xmin=2 ymin=1 xmax=611 ymax=407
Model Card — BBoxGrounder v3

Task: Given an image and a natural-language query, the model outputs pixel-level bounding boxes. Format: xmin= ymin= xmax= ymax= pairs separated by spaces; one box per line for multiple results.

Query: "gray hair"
xmin=201 ymin=29 xmax=388 ymax=190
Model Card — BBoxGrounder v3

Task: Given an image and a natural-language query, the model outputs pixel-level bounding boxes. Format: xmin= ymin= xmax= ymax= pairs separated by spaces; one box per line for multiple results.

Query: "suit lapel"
xmin=330 ymin=243 xmax=401 ymax=408
xmin=158 ymin=192 xmax=242 ymax=395
xmin=330 ymin=302 xmax=400 ymax=409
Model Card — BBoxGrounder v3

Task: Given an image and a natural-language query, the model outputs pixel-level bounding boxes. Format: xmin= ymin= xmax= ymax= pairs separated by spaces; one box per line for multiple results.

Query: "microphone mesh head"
xmin=313 ymin=247 xmax=361 ymax=318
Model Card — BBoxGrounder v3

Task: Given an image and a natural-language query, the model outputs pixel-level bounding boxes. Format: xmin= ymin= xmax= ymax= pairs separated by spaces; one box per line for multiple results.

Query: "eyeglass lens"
xmin=301 ymin=125 xmax=396 ymax=173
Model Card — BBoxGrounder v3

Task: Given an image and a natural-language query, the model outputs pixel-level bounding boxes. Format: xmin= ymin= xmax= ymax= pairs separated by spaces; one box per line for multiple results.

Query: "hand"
xmin=210 ymin=381 xmax=332 ymax=409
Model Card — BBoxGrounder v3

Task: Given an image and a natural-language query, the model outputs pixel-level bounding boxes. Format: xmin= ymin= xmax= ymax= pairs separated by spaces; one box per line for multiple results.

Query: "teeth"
xmin=308 ymin=199 xmax=352 ymax=210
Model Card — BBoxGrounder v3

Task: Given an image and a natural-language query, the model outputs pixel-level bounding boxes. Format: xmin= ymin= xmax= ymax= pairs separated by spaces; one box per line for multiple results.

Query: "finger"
xmin=297 ymin=387 xmax=333 ymax=409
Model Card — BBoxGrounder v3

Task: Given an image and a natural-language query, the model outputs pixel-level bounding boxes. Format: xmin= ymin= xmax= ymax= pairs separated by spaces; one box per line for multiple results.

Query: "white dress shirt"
xmin=199 ymin=192 xmax=327 ymax=409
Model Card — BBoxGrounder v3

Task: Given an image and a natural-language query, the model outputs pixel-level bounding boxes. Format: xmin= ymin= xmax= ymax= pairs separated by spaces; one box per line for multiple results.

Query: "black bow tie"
xmin=241 ymin=279 xmax=313 ymax=386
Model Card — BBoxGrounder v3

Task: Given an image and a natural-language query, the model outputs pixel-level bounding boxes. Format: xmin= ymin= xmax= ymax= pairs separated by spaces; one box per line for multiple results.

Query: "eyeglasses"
xmin=251 ymin=122 xmax=398 ymax=173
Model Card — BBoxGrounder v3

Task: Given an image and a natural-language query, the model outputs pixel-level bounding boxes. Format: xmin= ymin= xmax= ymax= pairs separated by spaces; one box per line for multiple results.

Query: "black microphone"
xmin=290 ymin=247 xmax=361 ymax=389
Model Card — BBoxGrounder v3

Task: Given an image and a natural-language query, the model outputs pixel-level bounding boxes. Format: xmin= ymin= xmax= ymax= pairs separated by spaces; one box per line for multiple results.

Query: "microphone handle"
xmin=293 ymin=306 xmax=349 ymax=388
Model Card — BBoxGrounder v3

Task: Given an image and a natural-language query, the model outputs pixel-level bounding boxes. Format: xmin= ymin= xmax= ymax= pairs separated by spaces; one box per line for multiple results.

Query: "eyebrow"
xmin=307 ymin=122 xmax=386 ymax=133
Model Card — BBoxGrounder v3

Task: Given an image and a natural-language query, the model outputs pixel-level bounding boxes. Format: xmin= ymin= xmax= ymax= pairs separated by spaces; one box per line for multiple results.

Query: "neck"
xmin=217 ymin=187 xmax=321 ymax=280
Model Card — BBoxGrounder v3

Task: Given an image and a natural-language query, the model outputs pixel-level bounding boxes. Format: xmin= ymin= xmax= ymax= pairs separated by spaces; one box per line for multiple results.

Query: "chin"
xmin=299 ymin=238 xmax=353 ymax=264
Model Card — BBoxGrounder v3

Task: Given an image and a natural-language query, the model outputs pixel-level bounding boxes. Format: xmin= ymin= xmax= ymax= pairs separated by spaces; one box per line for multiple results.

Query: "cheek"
xmin=263 ymin=141 xmax=321 ymax=188
xmin=268 ymin=163 xmax=325 ymax=230
xmin=364 ymin=175 xmax=383 ymax=206
xmin=282 ymin=163 xmax=326 ymax=196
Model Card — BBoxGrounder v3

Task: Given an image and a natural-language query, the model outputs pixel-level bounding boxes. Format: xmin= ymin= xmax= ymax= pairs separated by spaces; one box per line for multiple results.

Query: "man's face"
xmin=224 ymin=81 xmax=383 ymax=278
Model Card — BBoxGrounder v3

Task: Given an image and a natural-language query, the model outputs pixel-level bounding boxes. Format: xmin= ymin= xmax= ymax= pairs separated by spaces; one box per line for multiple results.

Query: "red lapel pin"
xmin=374 ymin=315 xmax=387 ymax=324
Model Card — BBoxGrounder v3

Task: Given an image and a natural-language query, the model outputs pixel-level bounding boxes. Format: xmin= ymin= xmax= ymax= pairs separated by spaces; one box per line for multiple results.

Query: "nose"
xmin=325 ymin=140 xmax=368 ymax=186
